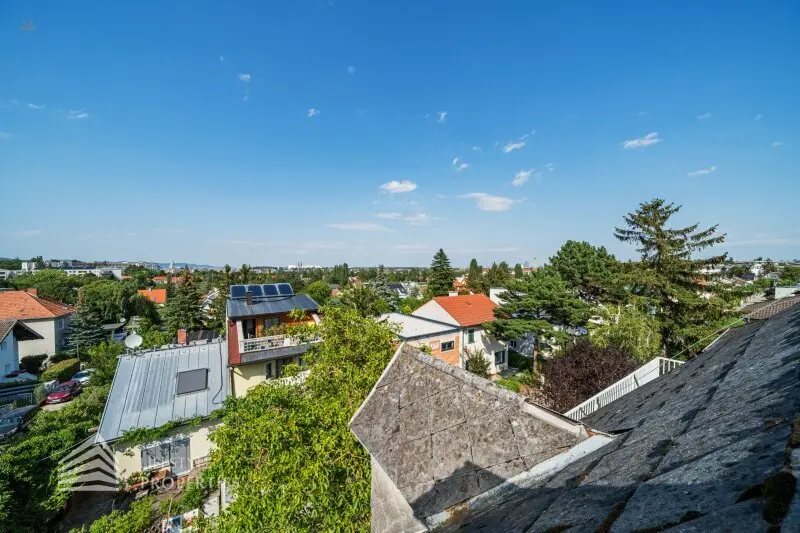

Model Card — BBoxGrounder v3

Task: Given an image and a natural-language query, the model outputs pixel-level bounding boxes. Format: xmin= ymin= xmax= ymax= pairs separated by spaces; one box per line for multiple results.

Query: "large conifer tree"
xmin=427 ymin=249 xmax=455 ymax=297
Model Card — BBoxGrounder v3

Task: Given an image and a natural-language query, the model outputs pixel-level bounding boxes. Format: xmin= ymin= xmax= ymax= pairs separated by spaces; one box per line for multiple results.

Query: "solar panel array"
xmin=229 ymin=283 xmax=295 ymax=300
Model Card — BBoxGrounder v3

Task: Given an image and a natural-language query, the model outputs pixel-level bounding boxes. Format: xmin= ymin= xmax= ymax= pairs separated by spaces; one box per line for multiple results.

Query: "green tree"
xmin=549 ymin=240 xmax=620 ymax=303
xmin=80 ymin=279 xmax=154 ymax=323
xmin=161 ymin=268 xmax=203 ymax=334
xmin=614 ymin=198 xmax=732 ymax=356
xmin=463 ymin=346 xmax=491 ymax=377
xmin=9 ymin=270 xmax=80 ymax=303
xmin=779 ymin=266 xmax=800 ymax=286
xmin=762 ymin=260 xmax=777 ymax=274
xmin=590 ymin=305 xmax=661 ymax=363
xmin=427 ymin=249 xmax=455 ymax=297
xmin=514 ymin=263 xmax=524 ymax=278
xmin=66 ymin=305 xmax=108 ymax=359
xmin=486 ymin=268 xmax=592 ymax=358
xmin=484 ymin=262 xmax=512 ymax=289
xmin=207 ymin=307 xmax=397 ymax=532
xmin=86 ymin=341 xmax=124 ymax=386
xmin=304 ymin=280 xmax=332 ymax=306
xmin=238 ymin=264 xmax=251 ymax=284
xmin=339 ymin=285 xmax=386 ymax=318
xmin=466 ymin=258 xmax=485 ymax=294
xmin=208 ymin=265 xmax=233 ymax=333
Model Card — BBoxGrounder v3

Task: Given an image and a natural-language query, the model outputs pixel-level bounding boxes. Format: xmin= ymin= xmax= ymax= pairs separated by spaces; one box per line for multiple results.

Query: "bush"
xmin=33 ymin=383 xmax=47 ymax=404
xmin=508 ymin=350 xmax=531 ymax=371
xmin=50 ymin=351 xmax=76 ymax=363
xmin=496 ymin=378 xmax=521 ymax=393
xmin=71 ymin=496 xmax=157 ymax=533
xmin=463 ymin=347 xmax=491 ymax=378
xmin=40 ymin=358 xmax=80 ymax=383
xmin=19 ymin=354 xmax=47 ymax=374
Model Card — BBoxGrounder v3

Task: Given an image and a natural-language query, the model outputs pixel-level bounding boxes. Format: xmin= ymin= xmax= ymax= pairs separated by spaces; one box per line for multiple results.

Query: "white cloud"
xmin=512 ymin=169 xmax=534 ymax=186
xmin=623 ymin=132 xmax=661 ymax=149
xmin=435 ymin=194 xmax=447 ymax=199
xmin=697 ymin=112 xmax=711 ymax=120
xmin=376 ymin=212 xmax=402 ymax=220
xmin=27 ymin=103 xmax=45 ymax=110
xmin=326 ymin=222 xmax=393 ymax=231
xmin=347 ymin=66 xmax=356 ymax=74
xmin=238 ymin=73 xmax=251 ymax=82
xmin=219 ymin=56 xmax=225 ymax=62
xmin=452 ymin=157 xmax=469 ymax=172
xmin=0 ymin=132 xmax=10 ymax=140
xmin=403 ymin=212 xmax=431 ymax=226
xmin=687 ymin=165 xmax=717 ymax=177
xmin=637 ymin=111 xmax=647 ymax=117
xmin=67 ymin=110 xmax=89 ymax=120
xmin=9 ymin=229 xmax=42 ymax=237
xmin=472 ymin=146 xmax=481 ymax=151
xmin=754 ymin=114 xmax=763 ymax=121
xmin=546 ymin=163 xmax=555 ymax=172
xmin=307 ymin=108 xmax=320 ymax=118
xmin=772 ymin=141 xmax=783 ymax=147
xmin=437 ymin=111 xmax=447 ymax=124
xmin=394 ymin=244 xmax=431 ymax=254
xmin=503 ymin=141 xmax=526 ymax=153
xmin=379 ymin=180 xmax=417 ymax=194
xmin=459 ymin=192 xmax=514 ymax=212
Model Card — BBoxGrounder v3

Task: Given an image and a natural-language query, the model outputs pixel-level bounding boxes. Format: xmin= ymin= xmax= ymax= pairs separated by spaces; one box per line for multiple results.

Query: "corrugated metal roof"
xmin=226 ymin=294 xmax=319 ymax=319
xmin=96 ymin=340 xmax=228 ymax=443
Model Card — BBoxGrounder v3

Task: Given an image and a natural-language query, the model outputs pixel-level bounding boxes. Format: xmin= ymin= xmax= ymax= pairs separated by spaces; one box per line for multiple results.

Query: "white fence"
xmin=240 ymin=334 xmax=319 ymax=354
xmin=564 ymin=357 xmax=684 ymax=420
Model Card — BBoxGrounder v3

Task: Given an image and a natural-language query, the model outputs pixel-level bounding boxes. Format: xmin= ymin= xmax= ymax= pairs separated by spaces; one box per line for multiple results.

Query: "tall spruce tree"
xmin=427 ymin=249 xmax=455 ymax=297
xmin=162 ymin=268 xmax=204 ymax=334
xmin=614 ymin=198 xmax=731 ymax=356
xmin=514 ymin=263 xmax=524 ymax=278
xmin=66 ymin=304 xmax=108 ymax=358
xmin=466 ymin=258 xmax=484 ymax=294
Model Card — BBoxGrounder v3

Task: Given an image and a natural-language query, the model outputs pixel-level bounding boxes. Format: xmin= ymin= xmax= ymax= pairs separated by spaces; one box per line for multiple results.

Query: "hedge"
xmin=20 ymin=354 xmax=47 ymax=374
xmin=41 ymin=359 xmax=81 ymax=383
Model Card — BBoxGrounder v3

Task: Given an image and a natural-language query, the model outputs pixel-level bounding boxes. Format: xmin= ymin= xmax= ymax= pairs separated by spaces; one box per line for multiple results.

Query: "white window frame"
xmin=441 ymin=341 xmax=455 ymax=352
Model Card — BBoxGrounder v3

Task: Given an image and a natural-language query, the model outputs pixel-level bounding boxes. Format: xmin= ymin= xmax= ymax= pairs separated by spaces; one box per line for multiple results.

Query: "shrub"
xmin=463 ymin=346 xmax=491 ymax=378
xmin=20 ymin=354 xmax=47 ymax=374
xmin=33 ymin=384 xmax=47 ymax=404
xmin=496 ymin=378 xmax=521 ymax=393
xmin=40 ymin=358 xmax=80 ymax=383
xmin=542 ymin=340 xmax=639 ymax=412
xmin=70 ymin=496 xmax=157 ymax=533
xmin=508 ymin=350 xmax=532 ymax=372
xmin=50 ymin=351 xmax=76 ymax=363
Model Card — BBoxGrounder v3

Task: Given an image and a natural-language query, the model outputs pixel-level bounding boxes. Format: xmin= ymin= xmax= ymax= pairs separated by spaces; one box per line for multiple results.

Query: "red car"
xmin=45 ymin=380 xmax=82 ymax=404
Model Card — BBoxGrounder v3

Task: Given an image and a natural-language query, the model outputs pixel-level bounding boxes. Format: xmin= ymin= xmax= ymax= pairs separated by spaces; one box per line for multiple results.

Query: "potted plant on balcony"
xmin=255 ymin=325 xmax=266 ymax=338
xmin=267 ymin=323 xmax=287 ymax=336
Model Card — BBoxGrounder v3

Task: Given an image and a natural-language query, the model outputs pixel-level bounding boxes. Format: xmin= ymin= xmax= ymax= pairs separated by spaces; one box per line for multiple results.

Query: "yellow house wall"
xmin=230 ymin=356 xmax=303 ymax=397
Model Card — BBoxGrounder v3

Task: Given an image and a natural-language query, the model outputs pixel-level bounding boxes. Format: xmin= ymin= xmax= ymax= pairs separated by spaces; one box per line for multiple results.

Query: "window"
xmin=265 ymin=361 xmax=274 ymax=379
xmin=264 ymin=317 xmax=280 ymax=329
xmin=141 ymin=437 xmax=191 ymax=474
xmin=57 ymin=319 xmax=65 ymax=329
xmin=441 ymin=341 xmax=454 ymax=352
xmin=467 ymin=329 xmax=475 ymax=344
xmin=141 ymin=441 xmax=170 ymax=471
xmin=176 ymin=368 xmax=208 ymax=395
xmin=494 ymin=350 xmax=506 ymax=365
xmin=509 ymin=340 xmax=517 ymax=349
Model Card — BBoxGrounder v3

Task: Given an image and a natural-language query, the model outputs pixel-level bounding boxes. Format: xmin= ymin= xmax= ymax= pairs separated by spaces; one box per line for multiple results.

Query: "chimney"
xmin=246 ymin=290 xmax=253 ymax=305
xmin=25 ymin=288 xmax=38 ymax=297
xmin=177 ymin=329 xmax=188 ymax=345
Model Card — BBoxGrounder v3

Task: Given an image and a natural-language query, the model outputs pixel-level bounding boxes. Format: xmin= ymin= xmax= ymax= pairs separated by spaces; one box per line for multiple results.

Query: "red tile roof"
xmin=0 ymin=291 xmax=75 ymax=320
xmin=137 ymin=288 xmax=167 ymax=304
xmin=432 ymin=294 xmax=497 ymax=327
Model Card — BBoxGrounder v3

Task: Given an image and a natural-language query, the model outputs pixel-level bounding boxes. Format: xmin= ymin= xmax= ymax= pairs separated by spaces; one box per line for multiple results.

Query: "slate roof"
xmin=429 ymin=294 xmax=497 ymax=327
xmin=96 ymin=339 xmax=228 ymax=443
xmin=435 ymin=302 xmax=800 ymax=532
xmin=226 ymin=294 xmax=319 ymax=319
xmin=350 ymin=345 xmax=593 ymax=525
xmin=0 ymin=291 xmax=74 ymax=320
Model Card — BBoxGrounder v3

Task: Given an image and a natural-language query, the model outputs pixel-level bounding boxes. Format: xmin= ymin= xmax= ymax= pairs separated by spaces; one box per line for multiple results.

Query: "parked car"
xmin=0 ymin=405 xmax=39 ymax=440
xmin=71 ymin=369 xmax=95 ymax=386
xmin=45 ymin=380 xmax=82 ymax=404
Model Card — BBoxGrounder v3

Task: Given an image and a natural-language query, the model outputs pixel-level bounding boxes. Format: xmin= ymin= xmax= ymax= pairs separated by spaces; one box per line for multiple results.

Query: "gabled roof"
xmin=96 ymin=339 xmax=228 ymax=443
xmin=137 ymin=288 xmax=167 ymax=304
xmin=0 ymin=291 xmax=74 ymax=320
xmin=430 ymin=294 xmax=497 ymax=327
xmin=435 ymin=301 xmax=800 ymax=532
xmin=379 ymin=313 xmax=460 ymax=340
xmin=0 ymin=319 xmax=43 ymax=343
xmin=350 ymin=345 xmax=593 ymax=525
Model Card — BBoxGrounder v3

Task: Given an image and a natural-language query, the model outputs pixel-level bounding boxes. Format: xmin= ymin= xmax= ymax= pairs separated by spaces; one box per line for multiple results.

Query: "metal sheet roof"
xmin=96 ymin=340 xmax=228 ymax=443
xmin=226 ymin=294 xmax=319 ymax=319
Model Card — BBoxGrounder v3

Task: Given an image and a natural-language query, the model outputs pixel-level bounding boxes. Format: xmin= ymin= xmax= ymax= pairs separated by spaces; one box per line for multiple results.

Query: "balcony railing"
xmin=239 ymin=334 xmax=319 ymax=354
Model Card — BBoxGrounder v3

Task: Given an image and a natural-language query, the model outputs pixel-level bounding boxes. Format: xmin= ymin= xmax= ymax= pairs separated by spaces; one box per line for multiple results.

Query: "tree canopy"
xmin=161 ymin=268 xmax=204 ymax=334
xmin=427 ymin=249 xmax=454 ymax=297
xmin=303 ymin=280 xmax=332 ymax=307
xmin=549 ymin=240 xmax=619 ymax=303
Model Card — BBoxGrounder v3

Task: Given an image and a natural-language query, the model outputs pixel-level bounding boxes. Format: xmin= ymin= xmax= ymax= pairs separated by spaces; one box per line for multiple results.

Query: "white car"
xmin=71 ymin=369 xmax=94 ymax=385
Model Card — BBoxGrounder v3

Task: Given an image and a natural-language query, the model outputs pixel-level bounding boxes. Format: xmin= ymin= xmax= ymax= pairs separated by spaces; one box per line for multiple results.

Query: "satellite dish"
xmin=124 ymin=333 xmax=143 ymax=349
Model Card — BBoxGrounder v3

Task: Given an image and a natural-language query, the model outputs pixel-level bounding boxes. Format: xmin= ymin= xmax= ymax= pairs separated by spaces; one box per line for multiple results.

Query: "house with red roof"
xmin=412 ymin=293 xmax=508 ymax=374
xmin=0 ymin=289 xmax=75 ymax=357
xmin=137 ymin=288 xmax=168 ymax=305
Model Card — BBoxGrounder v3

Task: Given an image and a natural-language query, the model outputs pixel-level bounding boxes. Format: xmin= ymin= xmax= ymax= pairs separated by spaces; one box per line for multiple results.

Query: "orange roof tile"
xmin=137 ymin=288 xmax=167 ymax=304
xmin=0 ymin=291 xmax=75 ymax=320
xmin=432 ymin=294 xmax=497 ymax=327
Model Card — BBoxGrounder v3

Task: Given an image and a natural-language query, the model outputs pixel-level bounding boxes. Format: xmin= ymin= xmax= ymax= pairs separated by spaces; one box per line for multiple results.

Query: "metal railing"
xmin=239 ymin=334 xmax=319 ymax=354
xmin=564 ymin=357 xmax=684 ymax=420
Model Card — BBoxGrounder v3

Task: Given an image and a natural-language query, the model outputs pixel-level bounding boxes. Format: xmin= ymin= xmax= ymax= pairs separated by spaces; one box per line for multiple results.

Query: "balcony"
xmin=239 ymin=334 xmax=319 ymax=354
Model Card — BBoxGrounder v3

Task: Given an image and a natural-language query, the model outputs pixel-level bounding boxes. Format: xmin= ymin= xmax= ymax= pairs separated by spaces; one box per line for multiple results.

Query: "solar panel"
xmin=277 ymin=283 xmax=294 ymax=295
xmin=176 ymin=369 xmax=208 ymax=395
xmin=247 ymin=284 xmax=264 ymax=297
xmin=230 ymin=285 xmax=247 ymax=298
xmin=263 ymin=284 xmax=279 ymax=296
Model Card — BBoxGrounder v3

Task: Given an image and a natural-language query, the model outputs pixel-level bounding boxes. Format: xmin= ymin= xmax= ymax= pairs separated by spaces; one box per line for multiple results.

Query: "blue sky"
xmin=2 ymin=1 xmax=798 ymax=267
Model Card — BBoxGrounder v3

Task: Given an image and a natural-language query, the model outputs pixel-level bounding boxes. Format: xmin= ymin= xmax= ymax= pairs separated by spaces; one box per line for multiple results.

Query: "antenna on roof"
xmin=124 ymin=333 xmax=143 ymax=352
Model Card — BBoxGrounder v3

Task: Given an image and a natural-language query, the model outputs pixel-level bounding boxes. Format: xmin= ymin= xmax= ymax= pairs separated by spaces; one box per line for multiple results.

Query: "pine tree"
xmin=373 ymin=265 xmax=397 ymax=310
xmin=614 ymin=198 xmax=732 ymax=356
xmin=427 ymin=249 xmax=455 ymax=297
xmin=66 ymin=304 xmax=108 ymax=358
xmin=162 ymin=268 xmax=204 ymax=334
xmin=514 ymin=263 xmax=524 ymax=278
xmin=466 ymin=258 xmax=485 ymax=294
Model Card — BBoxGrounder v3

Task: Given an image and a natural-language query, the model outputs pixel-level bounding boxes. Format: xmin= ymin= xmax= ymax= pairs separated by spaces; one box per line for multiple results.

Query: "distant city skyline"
xmin=2 ymin=1 xmax=798 ymax=266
